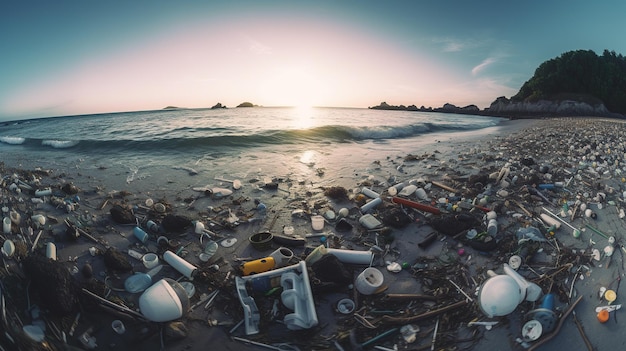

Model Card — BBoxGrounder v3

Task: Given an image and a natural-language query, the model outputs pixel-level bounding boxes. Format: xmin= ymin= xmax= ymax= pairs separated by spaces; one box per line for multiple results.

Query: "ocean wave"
xmin=0 ymin=136 xmax=26 ymax=145
xmin=0 ymin=120 xmax=499 ymax=153
xmin=41 ymin=140 xmax=80 ymax=149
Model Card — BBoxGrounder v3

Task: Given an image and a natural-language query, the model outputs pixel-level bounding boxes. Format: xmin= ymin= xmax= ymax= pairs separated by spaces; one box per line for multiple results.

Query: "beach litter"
xmin=2 ymin=118 xmax=626 ymax=350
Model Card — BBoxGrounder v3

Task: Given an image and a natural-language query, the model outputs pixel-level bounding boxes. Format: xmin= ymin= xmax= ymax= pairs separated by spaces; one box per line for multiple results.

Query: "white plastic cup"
xmin=142 ymin=253 xmax=159 ymax=269
xmin=3 ymin=217 xmax=11 ymax=234
xmin=194 ymin=221 xmax=205 ymax=234
xmin=356 ymin=267 xmax=384 ymax=295
xmin=46 ymin=242 xmax=57 ymax=261
xmin=163 ymin=250 xmax=197 ymax=279
xmin=311 ymin=215 xmax=325 ymax=231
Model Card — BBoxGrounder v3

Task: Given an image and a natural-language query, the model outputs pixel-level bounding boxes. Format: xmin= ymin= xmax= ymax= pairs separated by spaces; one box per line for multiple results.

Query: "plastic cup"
xmin=142 ymin=253 xmax=159 ymax=269
xmin=311 ymin=215 xmax=324 ymax=231
xmin=111 ymin=320 xmax=126 ymax=334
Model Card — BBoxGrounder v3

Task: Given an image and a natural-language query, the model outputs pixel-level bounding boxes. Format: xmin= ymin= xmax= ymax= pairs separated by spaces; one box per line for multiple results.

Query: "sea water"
xmin=0 ymin=107 xmax=502 ymax=191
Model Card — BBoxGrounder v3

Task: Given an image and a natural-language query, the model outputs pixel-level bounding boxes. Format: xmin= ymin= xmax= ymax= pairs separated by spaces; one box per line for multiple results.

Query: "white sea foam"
xmin=0 ymin=136 xmax=26 ymax=145
xmin=41 ymin=140 xmax=79 ymax=148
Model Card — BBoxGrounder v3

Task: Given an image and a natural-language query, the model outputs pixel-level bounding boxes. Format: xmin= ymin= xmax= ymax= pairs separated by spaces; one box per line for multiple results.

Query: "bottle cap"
xmin=597 ymin=309 xmax=610 ymax=323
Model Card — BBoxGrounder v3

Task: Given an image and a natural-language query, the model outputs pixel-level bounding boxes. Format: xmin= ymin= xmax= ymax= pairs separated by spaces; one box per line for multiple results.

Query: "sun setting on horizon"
xmin=1 ymin=2 xmax=625 ymax=121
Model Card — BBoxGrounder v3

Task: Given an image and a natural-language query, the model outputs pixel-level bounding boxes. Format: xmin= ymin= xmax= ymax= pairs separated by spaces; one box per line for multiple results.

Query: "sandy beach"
xmin=2 ymin=116 xmax=626 ymax=351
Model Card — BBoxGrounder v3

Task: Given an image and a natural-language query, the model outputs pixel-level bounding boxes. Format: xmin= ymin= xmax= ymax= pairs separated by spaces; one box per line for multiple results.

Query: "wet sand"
xmin=2 ymin=117 xmax=626 ymax=350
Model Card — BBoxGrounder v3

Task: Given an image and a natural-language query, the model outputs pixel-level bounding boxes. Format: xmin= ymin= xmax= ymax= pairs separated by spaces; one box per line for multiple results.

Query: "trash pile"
xmin=1 ymin=118 xmax=625 ymax=350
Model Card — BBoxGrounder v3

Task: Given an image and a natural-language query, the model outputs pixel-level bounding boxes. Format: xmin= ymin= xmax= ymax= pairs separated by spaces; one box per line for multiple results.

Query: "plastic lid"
xmin=125 ymin=273 xmax=153 ymax=293
xmin=522 ymin=320 xmax=542 ymax=341
xmin=605 ymin=289 xmax=617 ymax=303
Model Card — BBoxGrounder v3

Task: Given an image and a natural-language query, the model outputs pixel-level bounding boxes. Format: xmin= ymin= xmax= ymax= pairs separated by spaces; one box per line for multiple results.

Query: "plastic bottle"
xmin=133 ymin=227 xmax=149 ymax=243
xmin=146 ymin=220 xmax=159 ymax=232
xmin=361 ymin=187 xmax=380 ymax=198
xmin=360 ymin=197 xmax=382 ymax=213
xmin=487 ymin=219 xmax=498 ymax=236
xmin=387 ymin=183 xmax=405 ymax=196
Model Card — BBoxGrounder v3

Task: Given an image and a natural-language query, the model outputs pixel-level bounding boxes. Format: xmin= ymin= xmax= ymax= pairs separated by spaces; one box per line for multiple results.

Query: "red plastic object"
xmin=391 ymin=197 xmax=441 ymax=215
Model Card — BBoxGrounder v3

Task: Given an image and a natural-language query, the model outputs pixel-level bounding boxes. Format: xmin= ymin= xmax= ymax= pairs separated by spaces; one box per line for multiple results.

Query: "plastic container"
xmin=249 ymin=232 xmax=273 ymax=251
xmin=360 ymin=197 xmax=382 ymax=213
xmin=133 ymin=227 xmax=149 ymax=243
xmin=241 ymin=256 xmax=276 ymax=276
xmin=270 ymin=247 xmax=294 ymax=268
xmin=304 ymin=244 xmax=328 ymax=265
xmin=311 ymin=215 xmax=325 ymax=231
xmin=163 ymin=250 xmax=197 ymax=279
xmin=359 ymin=214 xmax=382 ymax=229
xmin=355 ymin=267 xmax=384 ymax=295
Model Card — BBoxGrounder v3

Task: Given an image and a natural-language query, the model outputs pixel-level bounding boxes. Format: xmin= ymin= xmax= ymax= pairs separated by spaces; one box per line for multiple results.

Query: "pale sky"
xmin=1 ymin=0 xmax=624 ymax=121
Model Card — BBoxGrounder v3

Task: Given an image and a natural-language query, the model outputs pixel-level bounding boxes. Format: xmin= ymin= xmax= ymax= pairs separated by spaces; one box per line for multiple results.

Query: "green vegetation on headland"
xmin=372 ymin=49 xmax=626 ymax=118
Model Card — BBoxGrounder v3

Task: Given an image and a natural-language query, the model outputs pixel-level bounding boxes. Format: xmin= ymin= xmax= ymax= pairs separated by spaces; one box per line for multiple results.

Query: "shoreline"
xmin=1 ymin=117 xmax=626 ymax=350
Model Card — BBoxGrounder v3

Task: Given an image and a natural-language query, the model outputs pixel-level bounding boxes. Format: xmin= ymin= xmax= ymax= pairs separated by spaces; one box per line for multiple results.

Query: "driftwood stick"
xmin=431 ymin=181 xmax=458 ymax=193
xmin=381 ymin=300 xmax=469 ymax=324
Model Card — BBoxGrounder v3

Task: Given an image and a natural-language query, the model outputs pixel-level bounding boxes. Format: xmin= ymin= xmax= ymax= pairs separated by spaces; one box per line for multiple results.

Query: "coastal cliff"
xmin=483 ymin=96 xmax=615 ymax=118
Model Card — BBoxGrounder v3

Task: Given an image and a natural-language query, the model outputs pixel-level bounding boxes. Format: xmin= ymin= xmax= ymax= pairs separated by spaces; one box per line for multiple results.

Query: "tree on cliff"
xmin=512 ymin=49 xmax=626 ymax=114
